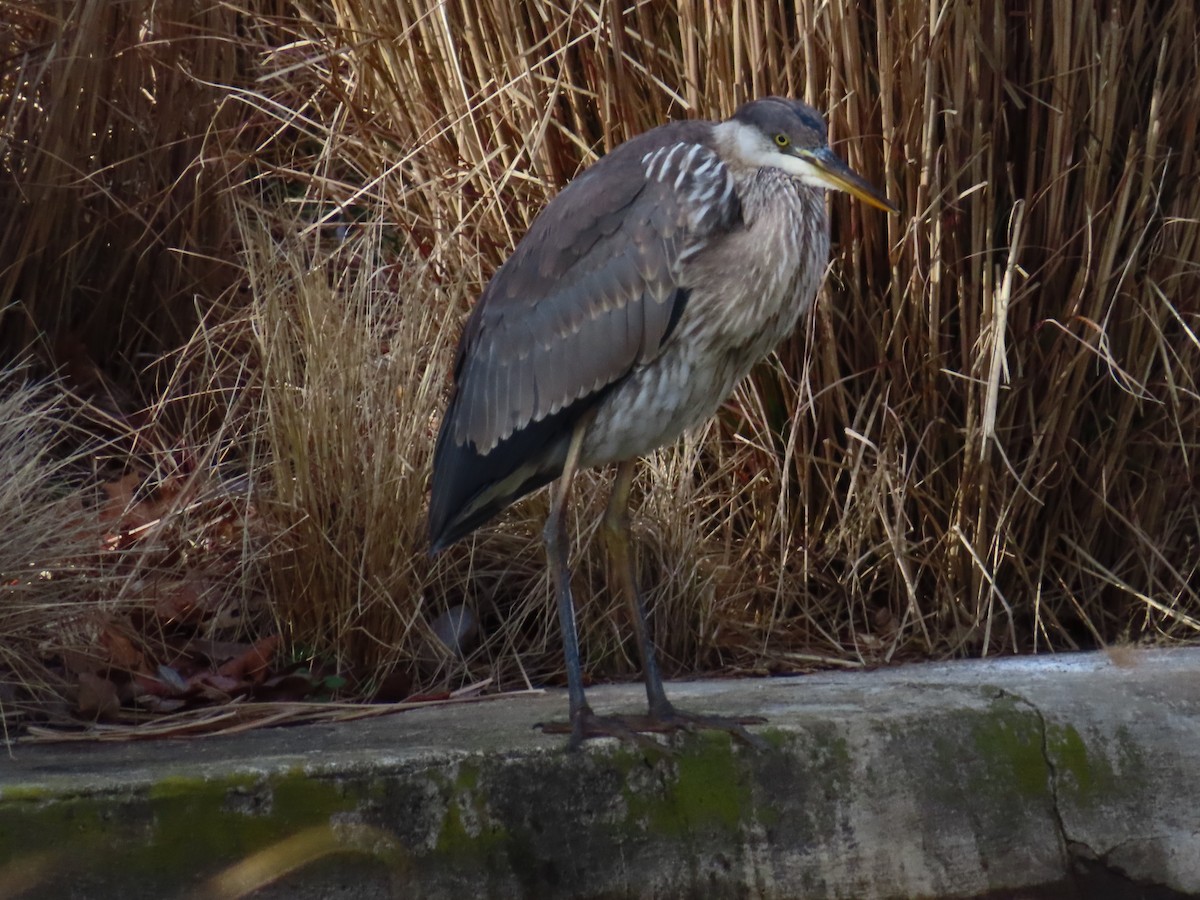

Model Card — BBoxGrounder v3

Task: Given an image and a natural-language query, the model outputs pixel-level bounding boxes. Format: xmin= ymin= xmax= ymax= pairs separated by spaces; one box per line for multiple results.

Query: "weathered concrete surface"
xmin=2 ymin=649 xmax=1198 ymax=899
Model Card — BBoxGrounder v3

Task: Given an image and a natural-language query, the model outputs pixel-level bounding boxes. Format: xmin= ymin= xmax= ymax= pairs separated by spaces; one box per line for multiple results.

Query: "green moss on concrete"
xmin=0 ymin=767 xmax=363 ymax=895
xmin=421 ymin=741 xmax=769 ymax=895
xmin=148 ymin=771 xmax=257 ymax=802
xmin=0 ymin=728 xmax=835 ymax=896
xmin=146 ymin=770 xmax=352 ymax=870
xmin=781 ymin=724 xmax=853 ymax=838
xmin=0 ymin=785 xmax=53 ymax=802
xmin=813 ymin=728 xmax=853 ymax=780
xmin=915 ymin=695 xmax=1055 ymax=848
xmin=644 ymin=735 xmax=748 ymax=835
xmin=1047 ymin=723 xmax=1104 ymax=799
xmin=970 ymin=697 xmax=1051 ymax=801
xmin=1043 ymin=720 xmax=1147 ymax=809
xmin=4 ymin=680 xmax=1169 ymax=898
xmin=433 ymin=760 xmax=508 ymax=856
xmin=0 ymin=788 xmax=111 ymax=859
xmin=435 ymin=797 xmax=471 ymax=853
xmin=612 ymin=728 xmax=850 ymax=841
xmin=756 ymin=727 xmax=791 ymax=751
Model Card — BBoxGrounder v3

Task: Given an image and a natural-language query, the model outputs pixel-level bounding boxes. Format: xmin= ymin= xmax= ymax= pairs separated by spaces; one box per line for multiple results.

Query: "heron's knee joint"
xmin=602 ymin=507 xmax=631 ymax=538
xmin=542 ymin=510 xmax=562 ymax=547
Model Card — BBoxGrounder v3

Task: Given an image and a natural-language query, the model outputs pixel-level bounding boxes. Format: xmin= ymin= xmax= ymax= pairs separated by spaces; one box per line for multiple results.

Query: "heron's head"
xmin=720 ymin=97 xmax=897 ymax=213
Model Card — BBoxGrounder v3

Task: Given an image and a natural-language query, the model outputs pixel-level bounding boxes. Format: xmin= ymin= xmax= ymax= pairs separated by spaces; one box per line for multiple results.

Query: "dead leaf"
xmin=150 ymin=577 xmax=204 ymax=625
xmin=217 ymin=635 xmax=281 ymax=684
xmin=101 ymin=628 xmax=143 ymax=670
xmin=133 ymin=665 xmax=190 ymax=698
xmin=156 ymin=664 xmax=190 ymax=693
xmin=100 ymin=474 xmax=187 ymax=547
xmin=60 ymin=647 xmax=104 ymax=677
xmin=133 ymin=695 xmax=187 ymax=714
xmin=1106 ymin=644 xmax=1140 ymax=668
xmin=99 ymin=473 xmax=141 ymax=526
xmin=192 ymin=673 xmax=243 ymax=700
xmin=76 ymin=673 xmax=121 ymax=720
xmin=255 ymin=672 xmax=319 ymax=702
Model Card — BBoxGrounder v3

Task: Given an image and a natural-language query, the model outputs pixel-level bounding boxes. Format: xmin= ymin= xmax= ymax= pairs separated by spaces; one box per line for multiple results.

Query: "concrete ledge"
xmin=2 ymin=650 xmax=1198 ymax=898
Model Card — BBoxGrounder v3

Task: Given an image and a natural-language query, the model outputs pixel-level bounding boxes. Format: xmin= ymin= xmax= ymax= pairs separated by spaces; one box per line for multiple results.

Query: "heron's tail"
xmin=427 ymin=398 xmax=586 ymax=553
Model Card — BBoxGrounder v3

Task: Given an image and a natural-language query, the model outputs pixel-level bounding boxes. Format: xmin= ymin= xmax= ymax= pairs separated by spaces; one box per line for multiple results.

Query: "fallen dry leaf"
xmin=217 ymin=635 xmax=281 ymax=684
xmin=100 ymin=628 xmax=143 ymax=671
xmin=99 ymin=473 xmax=141 ymax=526
xmin=99 ymin=474 xmax=186 ymax=548
xmin=148 ymin=574 xmax=219 ymax=626
xmin=256 ymin=672 xmax=320 ymax=702
xmin=191 ymin=673 xmax=244 ymax=700
xmin=76 ymin=672 xmax=121 ymax=720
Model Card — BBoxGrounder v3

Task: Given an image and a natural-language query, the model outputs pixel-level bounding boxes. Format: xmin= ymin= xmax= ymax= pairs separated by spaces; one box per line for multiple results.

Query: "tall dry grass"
xmin=0 ymin=1 xmax=250 ymax=371
xmin=1 ymin=0 xmax=1198 ymax=720
xmin=0 ymin=372 xmax=112 ymax=737
xmin=236 ymin=209 xmax=463 ymax=684
xmin=281 ymin=0 xmax=1199 ymax=678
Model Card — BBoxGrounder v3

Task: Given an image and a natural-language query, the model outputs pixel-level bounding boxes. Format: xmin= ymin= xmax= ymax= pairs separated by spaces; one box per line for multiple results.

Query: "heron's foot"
xmin=650 ymin=706 xmax=770 ymax=751
xmin=536 ymin=707 xmax=669 ymax=754
xmin=537 ymin=705 xmax=768 ymax=752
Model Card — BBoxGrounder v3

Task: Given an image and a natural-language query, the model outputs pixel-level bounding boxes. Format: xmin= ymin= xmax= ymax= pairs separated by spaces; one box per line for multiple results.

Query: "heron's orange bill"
xmin=806 ymin=147 xmax=898 ymax=214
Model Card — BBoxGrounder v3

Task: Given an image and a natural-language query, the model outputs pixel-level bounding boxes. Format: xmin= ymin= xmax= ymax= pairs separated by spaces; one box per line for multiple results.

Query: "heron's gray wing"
xmin=450 ymin=122 xmax=742 ymax=455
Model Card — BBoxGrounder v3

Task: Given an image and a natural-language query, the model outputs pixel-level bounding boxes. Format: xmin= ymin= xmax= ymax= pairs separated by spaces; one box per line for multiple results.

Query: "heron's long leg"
xmin=541 ymin=446 xmax=766 ymax=752
xmin=543 ymin=422 xmax=591 ymax=745
xmin=603 ymin=459 xmax=672 ymax=718
xmin=602 ymin=459 xmax=768 ymax=750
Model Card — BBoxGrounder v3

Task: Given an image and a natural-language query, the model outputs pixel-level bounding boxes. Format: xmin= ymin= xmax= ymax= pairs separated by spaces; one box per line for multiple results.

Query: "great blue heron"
xmin=429 ymin=97 xmax=895 ymax=749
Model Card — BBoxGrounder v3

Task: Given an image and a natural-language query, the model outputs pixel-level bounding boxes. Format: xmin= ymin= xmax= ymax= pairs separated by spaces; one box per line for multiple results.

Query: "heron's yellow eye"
xmin=774 ymin=133 xmax=791 ymax=148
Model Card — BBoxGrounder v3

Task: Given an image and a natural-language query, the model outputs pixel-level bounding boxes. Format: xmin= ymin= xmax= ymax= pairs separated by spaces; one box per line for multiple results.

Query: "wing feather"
xmin=451 ymin=127 xmax=740 ymax=454
xmin=430 ymin=119 xmax=744 ymax=548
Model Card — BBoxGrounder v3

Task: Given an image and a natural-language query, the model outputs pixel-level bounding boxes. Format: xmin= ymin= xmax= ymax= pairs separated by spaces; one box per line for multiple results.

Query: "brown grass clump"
xmin=1 ymin=0 xmax=1198 ymax=731
xmin=0 ymin=373 xmax=111 ymax=736
xmin=237 ymin=209 xmax=461 ymax=686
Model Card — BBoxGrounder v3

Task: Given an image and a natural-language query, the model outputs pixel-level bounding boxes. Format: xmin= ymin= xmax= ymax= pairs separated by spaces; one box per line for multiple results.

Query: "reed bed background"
xmin=1 ymin=0 xmax=1197 ymax=728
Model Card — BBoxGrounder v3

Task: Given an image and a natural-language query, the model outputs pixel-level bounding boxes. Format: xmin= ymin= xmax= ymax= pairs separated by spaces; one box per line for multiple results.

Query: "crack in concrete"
xmin=988 ymin=687 xmax=1075 ymax=866
xmin=988 ymin=686 xmax=1186 ymax=898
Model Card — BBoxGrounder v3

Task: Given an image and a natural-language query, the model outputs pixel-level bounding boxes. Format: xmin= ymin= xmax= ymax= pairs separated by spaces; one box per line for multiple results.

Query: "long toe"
xmin=538 ymin=710 xmax=671 ymax=755
xmin=537 ymin=707 xmax=768 ymax=752
xmin=656 ymin=708 xmax=770 ymax=751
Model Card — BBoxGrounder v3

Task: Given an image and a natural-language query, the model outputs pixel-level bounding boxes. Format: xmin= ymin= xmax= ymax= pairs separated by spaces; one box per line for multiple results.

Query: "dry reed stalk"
xmin=2 ymin=0 xmax=1198 ymax=716
xmin=0 ymin=1 xmax=243 ymax=369
xmin=279 ymin=0 xmax=1198 ymax=679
